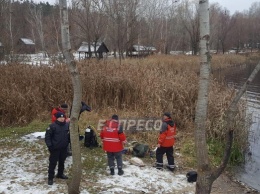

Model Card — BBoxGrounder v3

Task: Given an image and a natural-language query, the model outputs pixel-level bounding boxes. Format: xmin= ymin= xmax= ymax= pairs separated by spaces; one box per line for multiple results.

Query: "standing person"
xmin=155 ymin=112 xmax=177 ymax=171
xmin=68 ymin=101 xmax=92 ymax=141
xmin=69 ymin=101 xmax=92 ymax=120
xmin=51 ymin=103 xmax=70 ymax=123
xmin=51 ymin=103 xmax=71 ymax=156
xmin=45 ymin=112 xmax=70 ymax=185
xmin=100 ymin=114 xmax=126 ymax=176
xmin=79 ymin=101 xmax=92 ymax=115
xmin=78 ymin=101 xmax=92 ymax=140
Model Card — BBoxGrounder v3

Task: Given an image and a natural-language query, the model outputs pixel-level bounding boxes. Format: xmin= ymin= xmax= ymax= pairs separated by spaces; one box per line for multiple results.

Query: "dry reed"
xmin=0 ymin=54 xmax=251 ymax=146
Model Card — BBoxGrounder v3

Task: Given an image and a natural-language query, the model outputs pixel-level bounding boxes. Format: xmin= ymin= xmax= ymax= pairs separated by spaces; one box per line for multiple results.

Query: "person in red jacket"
xmin=155 ymin=112 xmax=177 ymax=171
xmin=51 ymin=102 xmax=91 ymax=156
xmin=100 ymin=114 xmax=126 ymax=176
xmin=51 ymin=102 xmax=91 ymax=123
xmin=51 ymin=103 xmax=69 ymax=123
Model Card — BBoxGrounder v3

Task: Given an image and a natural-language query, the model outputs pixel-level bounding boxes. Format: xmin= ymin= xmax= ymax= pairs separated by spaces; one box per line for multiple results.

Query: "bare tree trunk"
xmin=27 ymin=4 xmax=45 ymax=52
xmin=194 ymin=0 xmax=211 ymax=193
xmin=9 ymin=0 xmax=14 ymax=57
xmin=52 ymin=13 xmax=61 ymax=52
xmin=59 ymin=0 xmax=82 ymax=193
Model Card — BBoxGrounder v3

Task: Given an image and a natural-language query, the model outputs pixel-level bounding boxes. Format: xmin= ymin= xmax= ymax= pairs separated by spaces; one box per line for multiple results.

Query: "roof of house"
xmin=20 ymin=38 xmax=35 ymax=45
xmin=132 ymin=45 xmax=156 ymax=52
xmin=78 ymin=42 xmax=109 ymax=52
xmin=0 ymin=42 xmax=3 ymax=47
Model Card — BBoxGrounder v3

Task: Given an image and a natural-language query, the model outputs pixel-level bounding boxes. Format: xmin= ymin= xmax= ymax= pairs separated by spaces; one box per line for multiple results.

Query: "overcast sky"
xmin=211 ymin=0 xmax=256 ymax=14
xmin=34 ymin=0 xmax=256 ymax=15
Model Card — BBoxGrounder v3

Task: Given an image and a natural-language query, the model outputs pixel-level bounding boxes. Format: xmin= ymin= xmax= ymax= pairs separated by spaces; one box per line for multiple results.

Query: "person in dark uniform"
xmin=45 ymin=112 xmax=70 ymax=185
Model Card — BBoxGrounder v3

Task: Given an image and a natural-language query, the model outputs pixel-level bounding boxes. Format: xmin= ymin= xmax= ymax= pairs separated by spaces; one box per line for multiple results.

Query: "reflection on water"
xmin=214 ymin=64 xmax=260 ymax=191
xmin=237 ymin=105 xmax=260 ymax=190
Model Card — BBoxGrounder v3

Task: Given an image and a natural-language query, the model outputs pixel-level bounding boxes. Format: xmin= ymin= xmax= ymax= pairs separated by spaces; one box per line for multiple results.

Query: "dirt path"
xmin=211 ymin=173 xmax=259 ymax=194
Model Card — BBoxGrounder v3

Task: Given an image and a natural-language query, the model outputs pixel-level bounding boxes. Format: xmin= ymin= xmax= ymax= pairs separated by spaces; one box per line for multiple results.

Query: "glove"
xmin=48 ymin=146 xmax=54 ymax=152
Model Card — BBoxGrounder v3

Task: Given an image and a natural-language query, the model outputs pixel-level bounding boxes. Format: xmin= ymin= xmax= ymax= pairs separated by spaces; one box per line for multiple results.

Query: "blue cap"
xmin=55 ymin=112 xmax=65 ymax=118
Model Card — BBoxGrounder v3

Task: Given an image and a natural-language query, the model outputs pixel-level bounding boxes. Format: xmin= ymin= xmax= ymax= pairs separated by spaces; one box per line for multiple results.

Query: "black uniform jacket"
xmin=45 ymin=121 xmax=70 ymax=150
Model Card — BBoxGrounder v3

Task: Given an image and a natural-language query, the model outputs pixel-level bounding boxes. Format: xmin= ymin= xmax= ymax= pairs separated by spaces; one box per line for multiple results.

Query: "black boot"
xmin=56 ymin=174 xmax=68 ymax=179
xmin=118 ymin=168 xmax=124 ymax=176
xmin=167 ymin=165 xmax=175 ymax=172
xmin=48 ymin=179 xmax=53 ymax=185
xmin=110 ymin=168 xmax=115 ymax=175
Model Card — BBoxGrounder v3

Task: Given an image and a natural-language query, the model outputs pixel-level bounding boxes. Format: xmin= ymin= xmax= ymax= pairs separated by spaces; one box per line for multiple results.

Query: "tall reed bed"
xmin=1 ymin=54 xmax=253 ymax=166
xmin=0 ymin=63 xmax=72 ymax=126
xmin=0 ymin=54 xmax=248 ymax=134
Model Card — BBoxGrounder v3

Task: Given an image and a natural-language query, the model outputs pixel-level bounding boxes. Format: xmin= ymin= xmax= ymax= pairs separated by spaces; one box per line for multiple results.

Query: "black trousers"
xmin=48 ymin=148 xmax=67 ymax=179
xmin=107 ymin=151 xmax=123 ymax=169
xmin=156 ymin=146 xmax=175 ymax=170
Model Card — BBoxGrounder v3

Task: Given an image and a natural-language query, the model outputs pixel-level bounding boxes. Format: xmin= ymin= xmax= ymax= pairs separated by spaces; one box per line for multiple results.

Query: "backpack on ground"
xmin=84 ymin=125 xmax=99 ymax=148
xmin=132 ymin=143 xmax=150 ymax=158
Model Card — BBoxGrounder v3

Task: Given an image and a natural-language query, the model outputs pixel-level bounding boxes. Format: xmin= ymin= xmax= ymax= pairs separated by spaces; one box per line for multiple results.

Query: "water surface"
xmin=214 ymin=63 xmax=260 ymax=191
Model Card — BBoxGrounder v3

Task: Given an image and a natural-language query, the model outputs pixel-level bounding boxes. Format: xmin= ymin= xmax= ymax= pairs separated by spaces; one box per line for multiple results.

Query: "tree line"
xmin=0 ymin=0 xmax=259 ymax=56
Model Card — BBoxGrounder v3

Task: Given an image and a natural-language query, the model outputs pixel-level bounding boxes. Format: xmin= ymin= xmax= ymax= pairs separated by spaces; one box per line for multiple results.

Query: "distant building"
xmin=0 ymin=42 xmax=4 ymax=60
xmin=17 ymin=38 xmax=35 ymax=54
xmin=128 ymin=45 xmax=156 ymax=57
xmin=77 ymin=42 xmax=109 ymax=59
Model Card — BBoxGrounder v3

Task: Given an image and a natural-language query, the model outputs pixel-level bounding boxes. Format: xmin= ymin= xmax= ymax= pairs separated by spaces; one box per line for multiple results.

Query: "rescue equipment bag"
xmin=84 ymin=126 xmax=99 ymax=148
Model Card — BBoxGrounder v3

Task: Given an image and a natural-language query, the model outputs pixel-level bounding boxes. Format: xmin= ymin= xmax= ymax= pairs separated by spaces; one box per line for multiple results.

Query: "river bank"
xmin=1 ymin=54 xmax=260 ymax=193
xmin=1 ymin=130 xmax=259 ymax=194
xmin=213 ymin=61 xmax=260 ymax=192
xmin=212 ymin=173 xmax=259 ymax=194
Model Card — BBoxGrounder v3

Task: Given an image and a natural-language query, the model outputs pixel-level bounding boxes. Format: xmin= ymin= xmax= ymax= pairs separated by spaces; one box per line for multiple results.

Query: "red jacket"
xmin=158 ymin=118 xmax=176 ymax=147
xmin=51 ymin=107 xmax=67 ymax=123
xmin=100 ymin=119 xmax=126 ymax=152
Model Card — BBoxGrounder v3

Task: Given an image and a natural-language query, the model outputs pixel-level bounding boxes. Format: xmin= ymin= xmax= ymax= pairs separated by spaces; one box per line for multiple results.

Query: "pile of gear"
xmin=122 ymin=141 xmax=155 ymax=158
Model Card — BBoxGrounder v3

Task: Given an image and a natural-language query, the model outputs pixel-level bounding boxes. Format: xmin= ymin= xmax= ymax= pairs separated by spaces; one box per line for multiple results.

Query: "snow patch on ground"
xmin=0 ymin=147 xmax=72 ymax=194
xmin=0 ymin=132 xmax=195 ymax=194
xmin=21 ymin=132 xmax=45 ymax=142
xmin=98 ymin=162 xmax=195 ymax=194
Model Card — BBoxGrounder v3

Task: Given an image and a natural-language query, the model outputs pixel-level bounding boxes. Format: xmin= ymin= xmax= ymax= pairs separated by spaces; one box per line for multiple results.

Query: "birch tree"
xmin=59 ymin=0 xmax=82 ymax=193
xmin=195 ymin=0 xmax=260 ymax=193
xmin=51 ymin=9 xmax=61 ymax=53
xmin=179 ymin=0 xmax=200 ymax=54
xmin=27 ymin=3 xmax=45 ymax=51
xmin=8 ymin=0 xmax=14 ymax=55
xmin=194 ymin=1 xmax=211 ymax=192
